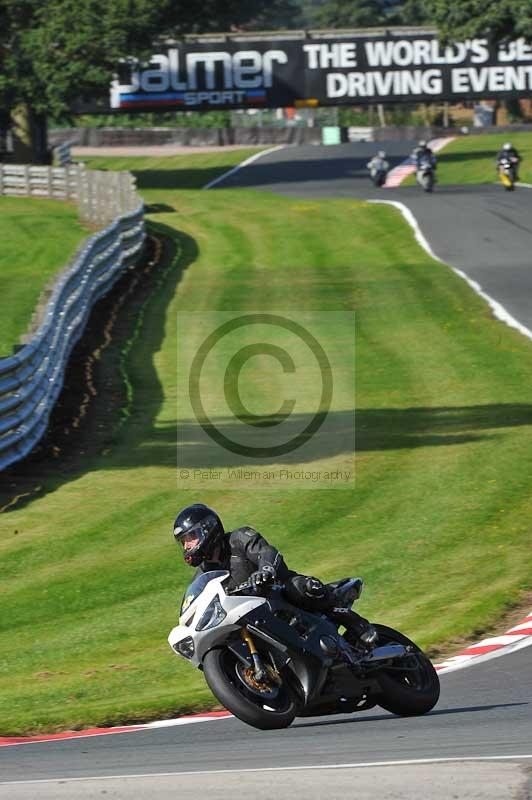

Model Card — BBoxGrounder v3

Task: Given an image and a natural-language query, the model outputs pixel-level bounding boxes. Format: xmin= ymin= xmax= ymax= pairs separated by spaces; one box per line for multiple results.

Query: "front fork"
xmin=241 ymin=627 xmax=268 ymax=682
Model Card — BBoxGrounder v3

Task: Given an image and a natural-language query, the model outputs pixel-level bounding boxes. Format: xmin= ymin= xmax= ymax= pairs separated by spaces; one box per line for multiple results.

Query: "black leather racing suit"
xmin=194 ymin=526 xmax=373 ymax=638
xmin=412 ymin=145 xmax=437 ymax=170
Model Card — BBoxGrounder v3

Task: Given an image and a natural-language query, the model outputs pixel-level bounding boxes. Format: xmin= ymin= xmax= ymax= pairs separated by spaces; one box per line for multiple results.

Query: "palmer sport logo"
xmin=111 ymin=48 xmax=286 ymax=108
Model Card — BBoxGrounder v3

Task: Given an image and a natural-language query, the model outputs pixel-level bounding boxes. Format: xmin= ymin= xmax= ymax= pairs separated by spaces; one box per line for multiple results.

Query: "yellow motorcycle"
xmin=498 ymin=156 xmax=518 ymax=191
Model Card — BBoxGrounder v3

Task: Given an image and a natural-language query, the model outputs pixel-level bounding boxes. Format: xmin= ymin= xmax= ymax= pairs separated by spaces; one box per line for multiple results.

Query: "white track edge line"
xmin=2 ymin=754 xmax=532 ymax=785
xmin=203 ymin=145 xmax=287 ymax=189
xmin=368 ymin=198 xmax=532 ymax=342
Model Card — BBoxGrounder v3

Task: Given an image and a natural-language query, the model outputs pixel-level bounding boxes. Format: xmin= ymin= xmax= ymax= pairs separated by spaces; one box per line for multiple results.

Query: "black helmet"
xmin=173 ymin=503 xmax=224 ymax=566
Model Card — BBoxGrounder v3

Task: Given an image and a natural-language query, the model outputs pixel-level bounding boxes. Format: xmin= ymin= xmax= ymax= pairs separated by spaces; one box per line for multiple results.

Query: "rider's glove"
xmin=250 ymin=565 xmax=276 ymax=591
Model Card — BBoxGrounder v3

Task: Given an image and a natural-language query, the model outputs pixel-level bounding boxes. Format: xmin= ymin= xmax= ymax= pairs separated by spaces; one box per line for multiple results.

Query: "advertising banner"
xmin=110 ymin=32 xmax=532 ymax=112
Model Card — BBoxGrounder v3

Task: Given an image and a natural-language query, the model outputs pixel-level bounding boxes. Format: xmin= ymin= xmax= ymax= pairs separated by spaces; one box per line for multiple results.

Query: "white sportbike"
xmin=168 ymin=570 xmax=440 ymax=730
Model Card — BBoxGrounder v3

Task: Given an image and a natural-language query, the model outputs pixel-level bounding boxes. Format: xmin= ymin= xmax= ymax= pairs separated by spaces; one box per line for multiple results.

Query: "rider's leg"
xmin=284 ymin=576 xmax=377 ymax=646
xmin=327 ymin=607 xmax=378 ymax=646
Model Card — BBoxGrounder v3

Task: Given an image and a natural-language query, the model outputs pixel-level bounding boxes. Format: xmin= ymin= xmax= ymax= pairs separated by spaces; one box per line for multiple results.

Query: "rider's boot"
xmin=329 ymin=607 xmax=378 ymax=647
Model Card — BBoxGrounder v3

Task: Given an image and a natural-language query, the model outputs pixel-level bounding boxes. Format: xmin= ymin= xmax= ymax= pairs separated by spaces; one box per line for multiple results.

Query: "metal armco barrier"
xmin=0 ymin=163 xmax=139 ymax=227
xmin=0 ymin=204 xmax=145 ymax=471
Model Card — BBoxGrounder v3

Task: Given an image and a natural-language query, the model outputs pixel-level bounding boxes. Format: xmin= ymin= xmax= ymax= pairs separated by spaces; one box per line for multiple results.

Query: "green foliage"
xmin=338 ymin=104 xmax=435 ymax=126
xmin=62 ymin=111 xmax=233 ymax=129
xmin=315 ymin=0 xmax=430 ymax=28
xmin=427 ymin=0 xmax=532 ymax=44
xmin=0 ymin=0 xmax=171 ymax=118
xmin=0 ymin=0 xmax=301 ymax=121
xmin=163 ymin=0 xmax=302 ymax=34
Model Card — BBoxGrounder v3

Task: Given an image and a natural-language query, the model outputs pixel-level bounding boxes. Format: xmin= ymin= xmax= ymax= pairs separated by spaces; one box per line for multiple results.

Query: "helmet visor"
xmin=174 ymin=522 xmax=207 ymax=559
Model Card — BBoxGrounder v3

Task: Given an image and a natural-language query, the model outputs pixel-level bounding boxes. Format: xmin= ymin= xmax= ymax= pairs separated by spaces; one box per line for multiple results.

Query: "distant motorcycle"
xmin=498 ymin=156 xmax=518 ymax=190
xmin=416 ymin=157 xmax=435 ymax=192
xmin=367 ymin=156 xmax=389 ymax=187
xmin=168 ymin=570 xmax=440 ymax=730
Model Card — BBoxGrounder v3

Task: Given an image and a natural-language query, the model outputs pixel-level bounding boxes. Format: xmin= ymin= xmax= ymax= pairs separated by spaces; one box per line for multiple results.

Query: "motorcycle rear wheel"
xmin=203 ymin=647 xmax=298 ymax=730
xmin=373 ymin=624 xmax=440 ymax=716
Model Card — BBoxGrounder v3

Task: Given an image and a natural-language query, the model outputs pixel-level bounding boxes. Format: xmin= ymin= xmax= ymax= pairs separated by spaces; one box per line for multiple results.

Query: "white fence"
xmin=0 ymin=163 xmax=139 ymax=227
xmin=0 ymin=166 xmax=145 ymax=471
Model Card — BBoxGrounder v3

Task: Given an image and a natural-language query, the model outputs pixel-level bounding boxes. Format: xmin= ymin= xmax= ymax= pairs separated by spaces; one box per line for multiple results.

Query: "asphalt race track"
xmin=1 ymin=644 xmax=531 ymax=798
xmin=219 ymin=142 xmax=532 ymax=335
xmin=1 ymin=143 xmax=532 ymax=799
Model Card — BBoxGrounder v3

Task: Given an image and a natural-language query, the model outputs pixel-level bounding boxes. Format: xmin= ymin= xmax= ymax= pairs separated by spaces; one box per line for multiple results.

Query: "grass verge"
xmin=0 ymin=197 xmax=89 ymax=356
xmin=0 ymin=153 xmax=531 ymax=734
xmin=79 ymin=147 xmax=268 ymax=191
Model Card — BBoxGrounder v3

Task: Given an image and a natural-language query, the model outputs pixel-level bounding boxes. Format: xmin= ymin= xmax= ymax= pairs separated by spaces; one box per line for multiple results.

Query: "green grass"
xmin=1 ymin=153 xmax=532 ymax=734
xmin=405 ymin=132 xmax=532 ymax=185
xmin=0 ymin=197 xmax=89 ymax=356
xmin=79 ymin=147 xmax=267 ymax=191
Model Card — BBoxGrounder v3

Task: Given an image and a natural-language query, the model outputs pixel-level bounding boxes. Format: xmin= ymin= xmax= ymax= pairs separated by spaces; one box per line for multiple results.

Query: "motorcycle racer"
xmin=366 ymin=150 xmax=390 ymax=184
xmin=496 ymin=142 xmax=521 ymax=179
xmin=411 ymin=139 xmax=437 ymax=170
xmin=173 ymin=503 xmax=377 ymax=646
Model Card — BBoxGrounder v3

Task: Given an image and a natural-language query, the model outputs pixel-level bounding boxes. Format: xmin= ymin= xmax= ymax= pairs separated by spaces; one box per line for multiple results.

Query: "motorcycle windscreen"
xmin=180 ymin=570 xmax=230 ymax=615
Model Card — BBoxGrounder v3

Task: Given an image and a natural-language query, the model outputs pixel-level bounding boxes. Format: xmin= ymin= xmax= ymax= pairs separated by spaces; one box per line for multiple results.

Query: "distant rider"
xmin=173 ymin=502 xmax=378 ymax=646
xmin=412 ymin=140 xmax=437 ymax=170
xmin=496 ymin=142 xmax=521 ymax=179
xmin=366 ymin=150 xmax=390 ymax=174
xmin=366 ymin=150 xmax=390 ymax=184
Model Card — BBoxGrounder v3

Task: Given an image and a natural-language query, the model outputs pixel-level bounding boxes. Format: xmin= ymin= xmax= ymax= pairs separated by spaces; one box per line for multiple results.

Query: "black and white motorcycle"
xmin=416 ymin=156 xmax=436 ymax=192
xmin=168 ymin=571 xmax=440 ymax=730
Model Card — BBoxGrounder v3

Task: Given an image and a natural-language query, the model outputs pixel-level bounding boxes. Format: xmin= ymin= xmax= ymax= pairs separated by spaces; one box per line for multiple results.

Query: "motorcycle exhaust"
xmin=360 ymin=644 xmax=407 ymax=663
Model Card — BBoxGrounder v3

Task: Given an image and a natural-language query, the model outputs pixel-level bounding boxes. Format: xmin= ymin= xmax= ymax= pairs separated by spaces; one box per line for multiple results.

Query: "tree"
xmin=0 ymin=0 xmax=300 ymax=162
xmin=316 ymin=0 xmax=394 ymax=28
xmin=314 ymin=0 xmax=430 ymax=28
xmin=426 ymin=0 xmax=532 ymax=44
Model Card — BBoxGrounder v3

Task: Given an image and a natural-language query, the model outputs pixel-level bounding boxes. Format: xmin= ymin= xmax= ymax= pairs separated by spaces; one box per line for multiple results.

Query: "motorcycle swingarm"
xmin=323 ymin=663 xmax=381 ymax=698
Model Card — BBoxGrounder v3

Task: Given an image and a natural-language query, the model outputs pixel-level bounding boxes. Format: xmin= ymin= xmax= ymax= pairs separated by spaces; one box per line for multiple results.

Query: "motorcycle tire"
xmin=203 ymin=647 xmax=298 ymax=730
xmin=373 ymin=624 xmax=440 ymax=716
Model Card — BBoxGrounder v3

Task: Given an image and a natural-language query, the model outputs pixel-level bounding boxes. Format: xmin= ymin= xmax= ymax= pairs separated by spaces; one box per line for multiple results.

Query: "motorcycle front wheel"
xmin=373 ymin=624 xmax=440 ymax=716
xmin=203 ymin=647 xmax=298 ymax=730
